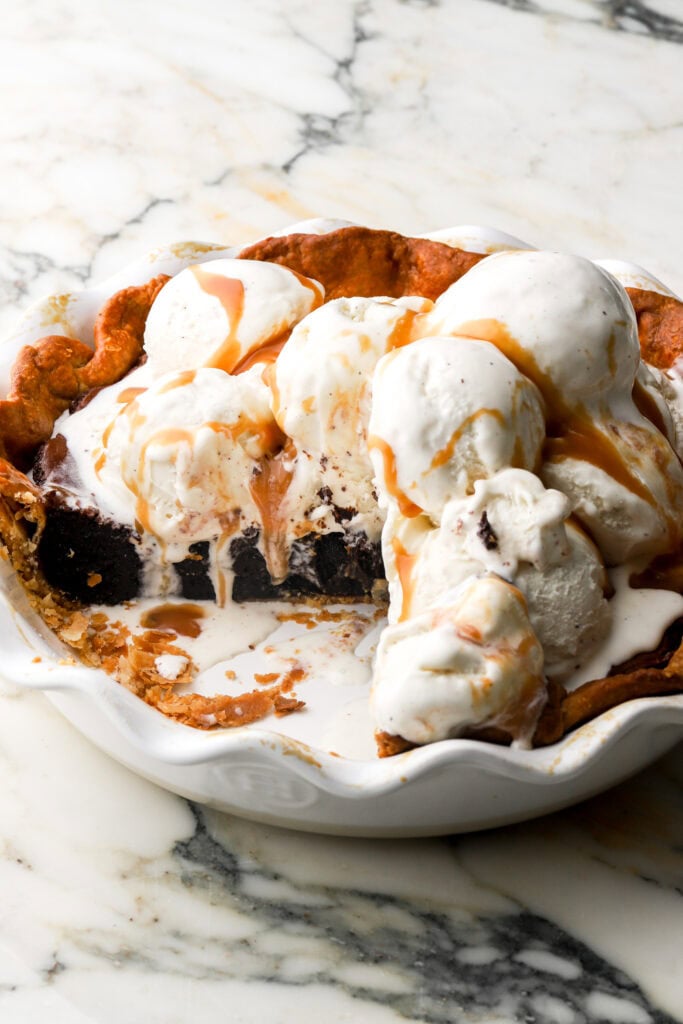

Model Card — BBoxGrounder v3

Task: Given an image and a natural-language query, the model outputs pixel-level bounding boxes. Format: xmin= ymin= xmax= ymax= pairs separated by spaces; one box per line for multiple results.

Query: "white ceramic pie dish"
xmin=1 ymin=226 xmax=682 ymax=837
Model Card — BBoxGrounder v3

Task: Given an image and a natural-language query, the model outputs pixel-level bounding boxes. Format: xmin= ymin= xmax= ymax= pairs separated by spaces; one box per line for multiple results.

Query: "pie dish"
xmin=1 ymin=220 xmax=683 ymax=834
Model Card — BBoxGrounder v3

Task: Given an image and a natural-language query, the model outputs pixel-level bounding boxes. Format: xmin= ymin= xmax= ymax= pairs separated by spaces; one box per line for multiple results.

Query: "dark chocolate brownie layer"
xmin=38 ymin=499 xmax=143 ymax=605
xmin=35 ymin=492 xmax=384 ymax=606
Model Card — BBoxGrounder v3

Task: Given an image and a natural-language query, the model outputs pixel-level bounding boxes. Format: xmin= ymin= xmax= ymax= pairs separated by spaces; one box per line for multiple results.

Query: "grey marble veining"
xmin=171 ymin=805 xmax=678 ymax=1023
xmin=480 ymin=0 xmax=683 ymax=44
xmin=1 ymin=680 xmax=682 ymax=1023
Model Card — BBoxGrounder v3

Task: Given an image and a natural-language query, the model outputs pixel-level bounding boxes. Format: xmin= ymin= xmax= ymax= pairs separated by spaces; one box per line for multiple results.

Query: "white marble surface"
xmin=1 ymin=0 xmax=683 ymax=1021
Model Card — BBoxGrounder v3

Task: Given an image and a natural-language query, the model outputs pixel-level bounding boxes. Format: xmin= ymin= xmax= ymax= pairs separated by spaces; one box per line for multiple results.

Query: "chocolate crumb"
xmin=477 ymin=511 xmax=498 ymax=551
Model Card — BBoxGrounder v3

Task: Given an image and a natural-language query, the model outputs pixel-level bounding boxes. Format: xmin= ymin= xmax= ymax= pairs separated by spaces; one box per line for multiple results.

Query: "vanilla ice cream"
xmin=144 ymin=258 xmax=324 ymax=377
xmin=368 ymin=248 xmax=683 ymax=746
xmin=420 ymin=250 xmax=683 ymax=562
xmin=58 ymin=364 xmax=278 ymax=565
xmin=368 ymin=336 xmax=546 ymax=521
xmin=379 ymin=469 xmax=609 ymax=677
xmin=274 ymin=295 xmax=432 ymax=524
xmin=372 ymin=574 xmax=546 ymax=747
xmin=424 ymin=250 xmax=640 ymax=399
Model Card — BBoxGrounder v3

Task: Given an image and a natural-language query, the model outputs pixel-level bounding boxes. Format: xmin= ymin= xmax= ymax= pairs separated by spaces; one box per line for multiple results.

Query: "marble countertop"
xmin=1 ymin=1 xmax=683 ymax=1021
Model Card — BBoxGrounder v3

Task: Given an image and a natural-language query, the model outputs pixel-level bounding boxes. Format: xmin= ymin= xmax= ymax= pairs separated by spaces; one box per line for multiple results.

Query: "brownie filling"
xmin=38 ymin=499 xmax=142 ymax=605
xmin=34 ymin=483 xmax=384 ymax=606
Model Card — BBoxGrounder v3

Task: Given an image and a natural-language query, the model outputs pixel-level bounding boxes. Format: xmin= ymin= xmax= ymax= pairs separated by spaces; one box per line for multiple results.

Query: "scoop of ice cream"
xmin=144 ymin=259 xmax=324 ymax=377
xmin=540 ymin=434 xmax=680 ymax=562
xmin=593 ymin=258 xmax=677 ymax=299
xmin=383 ymin=469 xmax=609 ymax=676
xmin=273 ymin=295 xmax=431 ymax=526
xmin=597 ymin=258 xmax=683 ymax=460
xmin=99 ymin=366 xmax=277 ymax=559
xmin=418 ymin=250 xmax=683 ymax=561
xmin=368 ymin=336 xmax=545 ymax=521
xmin=516 ymin=521 xmax=610 ymax=678
xmin=450 ymin=473 xmax=610 ymax=675
xmin=419 ymin=224 xmax=534 ymax=255
xmin=424 ymin=250 xmax=640 ymax=400
xmin=645 ymin=362 xmax=683 ymax=460
xmin=275 ymin=295 xmax=431 ymax=461
xmin=371 ymin=574 xmax=546 ymax=747
xmin=451 ymin=469 xmax=572 ymax=576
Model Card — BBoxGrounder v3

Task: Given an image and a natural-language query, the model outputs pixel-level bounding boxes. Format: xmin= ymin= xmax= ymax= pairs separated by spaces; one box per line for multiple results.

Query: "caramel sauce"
xmin=454 ymin=318 xmax=658 ymax=509
xmin=301 ymin=396 xmax=316 ymax=414
xmin=452 ymin=318 xmax=558 ymax=414
xmin=249 ymin=441 xmax=296 ymax=582
xmin=386 ymin=308 xmax=421 ymax=351
xmin=191 ymin=266 xmax=245 ymax=372
xmin=456 ymin=622 xmax=483 ymax=645
xmin=206 ymin=416 xmax=285 ymax=456
xmin=140 ymin=602 xmax=205 ymax=638
xmin=392 ymin=536 xmax=418 ymax=622
xmin=122 ymin=414 xmax=282 ymax=549
xmin=97 ymin=389 xmax=148 ymax=477
xmin=117 ymin=387 xmax=147 ymax=403
xmin=158 ymin=371 xmax=196 ymax=393
xmin=429 ymin=408 xmax=506 ymax=472
xmin=543 ymin=424 xmax=655 ymax=506
xmin=231 ymin=334 xmax=289 ymax=374
xmin=192 ymin=264 xmax=321 ymax=375
xmin=212 ymin=522 xmax=241 ymax=607
xmin=126 ymin=428 xmax=194 ymax=536
xmin=367 ymin=435 xmax=422 ymax=518
xmin=101 ymin=418 xmax=117 ymax=452
xmin=632 ymin=379 xmax=669 ymax=439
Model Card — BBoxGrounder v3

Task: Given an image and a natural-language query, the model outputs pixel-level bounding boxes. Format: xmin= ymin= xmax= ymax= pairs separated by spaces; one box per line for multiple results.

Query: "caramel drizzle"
xmin=123 ymin=418 xmax=283 ymax=546
xmin=231 ymin=269 xmax=323 ymax=374
xmin=392 ymin=536 xmax=418 ymax=621
xmin=543 ymin=427 xmax=655 ymax=505
xmin=453 ymin=318 xmax=658 ymax=509
xmin=192 ymin=264 xmax=323 ymax=376
xmin=385 ymin=308 xmax=421 ymax=351
xmin=140 ymin=602 xmax=205 ymax=638
xmin=95 ymin=387 xmax=147 ymax=475
xmin=429 ymin=408 xmax=506 ymax=472
xmin=131 ymin=428 xmax=194 ymax=536
xmin=435 ymin=581 xmax=546 ymax=744
xmin=158 ymin=371 xmax=197 ymax=393
xmin=191 ymin=266 xmax=246 ymax=372
xmin=117 ymin=387 xmax=147 ymax=404
xmin=632 ymin=379 xmax=669 ymax=439
xmin=249 ymin=441 xmax=296 ymax=583
xmin=231 ymin=335 xmax=289 ymax=374
xmin=630 ymin=549 xmax=683 ymax=592
xmin=206 ymin=416 xmax=285 ymax=456
xmin=367 ymin=435 xmax=422 ymax=518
